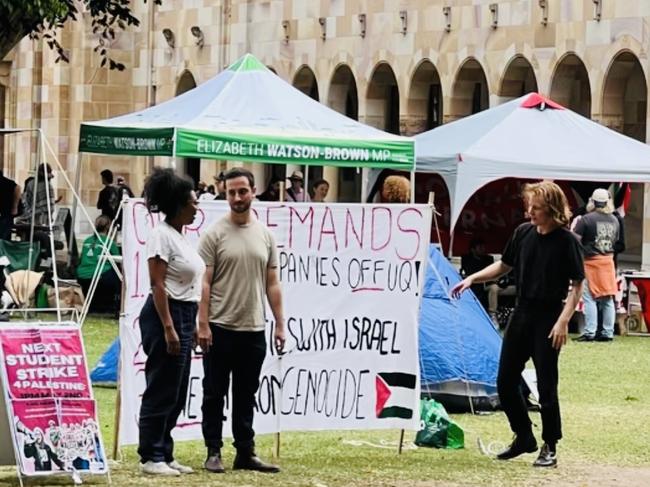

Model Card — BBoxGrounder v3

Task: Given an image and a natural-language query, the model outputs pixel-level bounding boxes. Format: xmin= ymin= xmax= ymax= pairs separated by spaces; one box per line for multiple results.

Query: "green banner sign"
xmin=176 ymin=129 xmax=414 ymax=170
xmin=79 ymin=125 xmax=174 ymax=156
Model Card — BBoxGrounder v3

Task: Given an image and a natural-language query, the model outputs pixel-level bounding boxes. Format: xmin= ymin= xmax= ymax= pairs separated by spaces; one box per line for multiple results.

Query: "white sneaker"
xmin=168 ymin=460 xmax=194 ymax=474
xmin=140 ymin=461 xmax=181 ymax=476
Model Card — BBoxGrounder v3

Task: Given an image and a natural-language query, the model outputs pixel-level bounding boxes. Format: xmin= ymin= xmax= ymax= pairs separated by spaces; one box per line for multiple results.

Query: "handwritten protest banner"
xmin=0 ymin=324 xmax=107 ymax=477
xmin=119 ymin=200 xmax=431 ymax=445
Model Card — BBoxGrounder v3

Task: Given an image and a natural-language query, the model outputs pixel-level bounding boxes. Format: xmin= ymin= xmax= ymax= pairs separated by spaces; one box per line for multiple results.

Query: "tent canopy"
xmin=415 ymin=92 xmax=650 ymax=230
xmin=79 ymin=54 xmax=414 ymax=170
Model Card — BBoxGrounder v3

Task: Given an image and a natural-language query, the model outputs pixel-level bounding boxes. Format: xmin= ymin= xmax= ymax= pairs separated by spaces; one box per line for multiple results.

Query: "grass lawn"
xmin=0 ymin=315 xmax=649 ymax=486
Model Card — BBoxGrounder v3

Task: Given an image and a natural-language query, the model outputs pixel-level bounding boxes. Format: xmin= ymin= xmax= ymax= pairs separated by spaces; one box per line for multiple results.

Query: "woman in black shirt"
xmin=452 ymin=181 xmax=584 ymax=468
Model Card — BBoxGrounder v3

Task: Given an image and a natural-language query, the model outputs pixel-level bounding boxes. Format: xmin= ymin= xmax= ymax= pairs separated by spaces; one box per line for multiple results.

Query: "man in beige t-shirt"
xmin=197 ymin=167 xmax=285 ymax=474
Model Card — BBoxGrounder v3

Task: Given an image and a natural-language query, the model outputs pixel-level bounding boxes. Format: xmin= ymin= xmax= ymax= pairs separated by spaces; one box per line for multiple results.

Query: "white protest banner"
xmin=119 ymin=199 xmax=431 ymax=445
xmin=0 ymin=323 xmax=108 ymax=477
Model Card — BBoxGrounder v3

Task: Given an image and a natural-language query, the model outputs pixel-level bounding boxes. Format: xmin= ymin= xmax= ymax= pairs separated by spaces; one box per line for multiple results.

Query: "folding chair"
xmin=0 ymin=240 xmax=41 ymax=273
xmin=0 ymin=241 xmax=45 ymax=316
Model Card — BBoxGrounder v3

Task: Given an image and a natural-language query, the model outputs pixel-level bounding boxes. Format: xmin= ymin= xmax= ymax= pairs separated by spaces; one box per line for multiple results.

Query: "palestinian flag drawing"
xmin=375 ymin=372 xmax=417 ymax=419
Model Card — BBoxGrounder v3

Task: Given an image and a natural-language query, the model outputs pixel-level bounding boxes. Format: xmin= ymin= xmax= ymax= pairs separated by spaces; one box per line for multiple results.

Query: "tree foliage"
xmin=0 ymin=0 xmax=161 ymax=70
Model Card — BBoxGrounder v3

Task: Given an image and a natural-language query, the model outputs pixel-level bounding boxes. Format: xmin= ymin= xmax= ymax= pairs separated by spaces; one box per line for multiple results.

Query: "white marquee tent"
xmin=79 ymin=53 xmax=414 ymax=171
xmin=415 ymin=93 xmax=650 ymax=232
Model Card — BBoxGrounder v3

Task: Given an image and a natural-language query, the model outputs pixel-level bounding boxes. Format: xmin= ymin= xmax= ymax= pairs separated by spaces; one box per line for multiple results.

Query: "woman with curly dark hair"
xmin=137 ymin=168 xmax=204 ymax=476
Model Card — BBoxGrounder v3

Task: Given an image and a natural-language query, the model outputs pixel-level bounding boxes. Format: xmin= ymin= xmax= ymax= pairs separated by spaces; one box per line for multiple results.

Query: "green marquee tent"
xmin=79 ymin=54 xmax=414 ymax=170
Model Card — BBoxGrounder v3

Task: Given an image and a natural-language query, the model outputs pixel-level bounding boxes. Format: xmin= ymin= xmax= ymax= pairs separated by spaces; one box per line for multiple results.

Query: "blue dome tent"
xmin=419 ymin=245 xmax=502 ymax=411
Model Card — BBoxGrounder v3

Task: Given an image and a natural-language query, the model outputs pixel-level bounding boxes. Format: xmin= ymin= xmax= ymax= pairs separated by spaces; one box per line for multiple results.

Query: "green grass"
xmin=1 ymin=316 xmax=649 ymax=486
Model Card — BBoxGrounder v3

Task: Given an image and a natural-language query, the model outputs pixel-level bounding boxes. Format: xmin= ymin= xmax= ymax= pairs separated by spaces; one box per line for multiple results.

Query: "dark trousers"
xmin=0 ymin=215 xmax=13 ymax=240
xmin=78 ymin=269 xmax=121 ymax=313
xmin=202 ymin=324 xmax=266 ymax=452
xmin=137 ymin=295 xmax=197 ymax=463
xmin=497 ymin=301 xmax=563 ymax=444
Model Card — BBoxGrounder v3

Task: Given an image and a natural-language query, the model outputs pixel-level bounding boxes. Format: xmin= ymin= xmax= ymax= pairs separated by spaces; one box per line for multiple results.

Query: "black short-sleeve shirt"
xmin=501 ymin=223 xmax=584 ymax=304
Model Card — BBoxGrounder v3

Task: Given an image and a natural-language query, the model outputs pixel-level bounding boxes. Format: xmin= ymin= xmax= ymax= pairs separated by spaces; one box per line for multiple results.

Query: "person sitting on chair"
xmin=76 ymin=215 xmax=121 ymax=314
xmin=461 ymin=238 xmax=494 ymax=315
xmin=487 ymin=271 xmax=517 ymax=325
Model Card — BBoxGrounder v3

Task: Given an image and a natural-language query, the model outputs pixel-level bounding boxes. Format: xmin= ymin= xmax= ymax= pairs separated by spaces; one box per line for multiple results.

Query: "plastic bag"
xmin=414 ymin=398 xmax=464 ymax=449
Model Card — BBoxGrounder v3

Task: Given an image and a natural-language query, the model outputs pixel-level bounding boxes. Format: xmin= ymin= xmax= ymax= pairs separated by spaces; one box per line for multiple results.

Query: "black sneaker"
xmin=496 ymin=434 xmax=538 ymax=460
xmin=533 ymin=443 xmax=557 ymax=467
xmin=572 ymin=334 xmax=595 ymax=342
xmin=595 ymin=335 xmax=613 ymax=342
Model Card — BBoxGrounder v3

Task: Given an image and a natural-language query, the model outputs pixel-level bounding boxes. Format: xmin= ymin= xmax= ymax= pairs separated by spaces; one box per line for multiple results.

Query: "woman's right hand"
xmin=451 ymin=277 xmax=473 ymax=299
xmin=164 ymin=325 xmax=181 ymax=355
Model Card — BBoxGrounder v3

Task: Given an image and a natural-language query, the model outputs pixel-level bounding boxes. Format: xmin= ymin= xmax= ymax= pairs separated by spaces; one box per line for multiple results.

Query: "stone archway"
xmin=602 ymin=52 xmax=647 ymax=141
xmin=328 ymin=64 xmax=360 ymax=201
xmin=549 ymin=54 xmax=591 ymax=117
xmin=602 ymin=51 xmax=648 ymax=263
xmin=449 ymin=58 xmax=489 ymax=122
xmin=499 ymin=56 xmax=538 ymax=101
xmin=328 ymin=64 xmax=358 ymax=120
xmin=406 ymin=60 xmax=442 ymax=135
xmin=175 ymin=70 xmax=197 ymax=96
xmin=366 ymin=63 xmax=400 ymax=134
xmin=292 ymin=65 xmax=319 ymax=101
xmin=176 ymin=71 xmax=200 ymax=186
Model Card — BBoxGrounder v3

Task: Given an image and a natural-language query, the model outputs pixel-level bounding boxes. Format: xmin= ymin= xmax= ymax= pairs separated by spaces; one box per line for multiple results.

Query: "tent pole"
xmin=359 ymin=167 xmax=366 ymax=203
xmin=171 ymin=127 xmax=178 ymax=170
xmin=304 ymin=165 xmax=309 ymax=200
xmin=410 ymin=171 xmax=415 ymax=203
xmin=79 ymin=218 xmax=120 ymax=326
xmin=27 ymin=132 xmax=40 ymax=275
xmin=42 ymin=137 xmax=122 ymax=279
xmin=38 ymin=129 xmax=61 ymax=321
xmin=447 ymin=231 xmax=455 ymax=258
xmin=21 ymin=130 xmax=41 ymax=312
xmin=68 ymin=152 xmax=82 ymax=267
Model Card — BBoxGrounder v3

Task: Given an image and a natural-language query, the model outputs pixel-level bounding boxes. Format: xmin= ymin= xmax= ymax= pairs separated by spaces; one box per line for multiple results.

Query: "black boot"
xmin=533 ymin=443 xmax=557 ymax=467
xmin=233 ymin=450 xmax=280 ymax=473
xmin=496 ymin=433 xmax=538 ymax=460
xmin=204 ymin=449 xmax=225 ymax=473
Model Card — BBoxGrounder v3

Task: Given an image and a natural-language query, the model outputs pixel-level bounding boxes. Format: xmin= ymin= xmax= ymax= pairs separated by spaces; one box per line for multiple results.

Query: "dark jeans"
xmin=497 ymin=300 xmax=563 ymax=444
xmin=137 ymin=295 xmax=197 ymax=463
xmin=202 ymin=324 xmax=266 ymax=452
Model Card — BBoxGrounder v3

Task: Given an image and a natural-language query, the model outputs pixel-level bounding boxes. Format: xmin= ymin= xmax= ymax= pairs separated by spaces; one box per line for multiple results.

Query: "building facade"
xmin=2 ymin=0 xmax=650 ymax=263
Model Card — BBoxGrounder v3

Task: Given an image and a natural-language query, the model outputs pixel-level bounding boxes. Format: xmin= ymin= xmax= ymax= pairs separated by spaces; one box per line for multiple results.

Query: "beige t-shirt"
xmin=198 ymin=216 xmax=278 ymax=331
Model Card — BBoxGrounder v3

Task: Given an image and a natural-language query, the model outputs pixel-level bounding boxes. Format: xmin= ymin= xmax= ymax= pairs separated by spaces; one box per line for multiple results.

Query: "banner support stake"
xmin=273 ymin=432 xmax=280 ymax=459
xmin=112 ymin=272 xmax=127 ymax=461
xmin=397 ymin=429 xmax=405 ymax=455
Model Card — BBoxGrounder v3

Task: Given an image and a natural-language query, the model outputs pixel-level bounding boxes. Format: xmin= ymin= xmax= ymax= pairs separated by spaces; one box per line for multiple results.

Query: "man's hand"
xmin=197 ymin=322 xmax=212 ymax=353
xmin=450 ymin=277 xmax=473 ymax=299
xmin=548 ymin=320 xmax=568 ymax=350
xmin=274 ymin=321 xmax=286 ymax=354
xmin=164 ymin=325 xmax=181 ymax=355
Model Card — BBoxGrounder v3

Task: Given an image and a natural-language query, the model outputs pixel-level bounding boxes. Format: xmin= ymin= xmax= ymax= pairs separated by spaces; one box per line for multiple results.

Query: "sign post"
xmin=0 ymin=323 xmax=109 ymax=484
